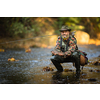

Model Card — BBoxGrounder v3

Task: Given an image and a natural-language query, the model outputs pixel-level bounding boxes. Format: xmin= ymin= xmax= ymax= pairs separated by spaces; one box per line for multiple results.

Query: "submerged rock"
xmin=98 ymin=55 xmax=100 ymax=57
xmin=64 ymin=69 xmax=69 ymax=72
xmin=64 ymin=69 xmax=73 ymax=72
xmin=89 ymin=70 xmax=94 ymax=72
xmin=93 ymin=61 xmax=100 ymax=65
xmin=80 ymin=73 xmax=87 ymax=78
xmin=69 ymin=69 xmax=73 ymax=72
xmin=96 ymin=70 xmax=100 ymax=72
xmin=42 ymin=66 xmax=54 ymax=72
xmin=89 ymin=69 xmax=100 ymax=73
xmin=88 ymin=78 xmax=97 ymax=81
xmin=90 ymin=59 xmax=100 ymax=66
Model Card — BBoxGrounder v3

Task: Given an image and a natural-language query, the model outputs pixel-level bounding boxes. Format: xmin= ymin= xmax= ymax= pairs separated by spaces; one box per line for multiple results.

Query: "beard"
xmin=62 ymin=35 xmax=69 ymax=41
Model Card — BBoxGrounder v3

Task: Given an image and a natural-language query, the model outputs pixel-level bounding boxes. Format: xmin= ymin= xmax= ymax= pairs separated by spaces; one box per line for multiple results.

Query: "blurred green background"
xmin=0 ymin=17 xmax=100 ymax=48
xmin=0 ymin=17 xmax=100 ymax=38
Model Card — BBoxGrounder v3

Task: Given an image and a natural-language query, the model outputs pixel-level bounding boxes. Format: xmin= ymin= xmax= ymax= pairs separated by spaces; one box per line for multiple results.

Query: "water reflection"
xmin=52 ymin=71 xmax=80 ymax=84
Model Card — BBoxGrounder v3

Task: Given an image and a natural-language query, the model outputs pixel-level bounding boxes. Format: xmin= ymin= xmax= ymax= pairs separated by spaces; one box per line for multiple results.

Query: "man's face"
xmin=61 ymin=30 xmax=70 ymax=38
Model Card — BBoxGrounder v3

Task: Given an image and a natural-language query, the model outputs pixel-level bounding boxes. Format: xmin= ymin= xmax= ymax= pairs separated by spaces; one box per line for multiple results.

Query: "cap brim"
xmin=59 ymin=29 xmax=71 ymax=32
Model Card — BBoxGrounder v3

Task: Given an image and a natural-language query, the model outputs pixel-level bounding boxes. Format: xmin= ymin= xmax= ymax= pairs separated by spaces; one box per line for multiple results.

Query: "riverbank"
xmin=0 ymin=33 xmax=100 ymax=49
xmin=0 ymin=36 xmax=56 ymax=49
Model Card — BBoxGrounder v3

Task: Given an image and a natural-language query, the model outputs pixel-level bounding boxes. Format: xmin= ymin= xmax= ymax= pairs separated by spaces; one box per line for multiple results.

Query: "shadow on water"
xmin=0 ymin=71 xmax=28 ymax=84
xmin=52 ymin=71 xmax=81 ymax=84
xmin=0 ymin=65 xmax=28 ymax=84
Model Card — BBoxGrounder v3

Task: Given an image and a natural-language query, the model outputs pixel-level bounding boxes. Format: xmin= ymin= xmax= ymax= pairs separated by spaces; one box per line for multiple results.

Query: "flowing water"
xmin=0 ymin=44 xmax=100 ymax=84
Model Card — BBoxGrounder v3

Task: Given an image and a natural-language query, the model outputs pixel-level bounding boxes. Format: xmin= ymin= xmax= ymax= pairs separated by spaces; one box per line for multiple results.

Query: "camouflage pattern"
xmin=60 ymin=25 xmax=71 ymax=32
xmin=54 ymin=35 xmax=77 ymax=56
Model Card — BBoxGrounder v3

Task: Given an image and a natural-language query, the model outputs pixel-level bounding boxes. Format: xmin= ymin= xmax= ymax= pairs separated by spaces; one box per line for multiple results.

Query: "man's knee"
xmin=51 ymin=55 xmax=63 ymax=62
xmin=72 ymin=51 xmax=79 ymax=59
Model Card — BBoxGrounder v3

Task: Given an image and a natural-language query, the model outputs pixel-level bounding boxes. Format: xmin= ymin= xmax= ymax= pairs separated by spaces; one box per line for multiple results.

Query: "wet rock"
xmin=98 ymin=55 xmax=100 ymax=57
xmin=82 ymin=73 xmax=87 ymax=76
xmin=64 ymin=69 xmax=69 ymax=72
xmin=41 ymin=79 xmax=44 ymax=81
xmin=80 ymin=73 xmax=87 ymax=78
xmin=8 ymin=58 xmax=19 ymax=61
xmin=88 ymin=78 xmax=97 ymax=81
xmin=8 ymin=58 xmax=15 ymax=61
xmin=0 ymin=49 xmax=5 ymax=52
xmin=89 ymin=69 xmax=94 ymax=72
xmin=64 ymin=69 xmax=73 ymax=72
xmin=25 ymin=48 xmax=31 ymax=53
xmin=94 ymin=61 xmax=100 ymax=65
xmin=96 ymin=70 xmax=100 ymax=73
xmin=69 ymin=69 xmax=73 ymax=72
xmin=42 ymin=66 xmax=54 ymax=72
xmin=91 ymin=60 xmax=100 ymax=66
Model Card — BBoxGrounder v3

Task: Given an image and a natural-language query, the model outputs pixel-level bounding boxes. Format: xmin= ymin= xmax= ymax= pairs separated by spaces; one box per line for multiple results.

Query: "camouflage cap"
xmin=60 ymin=25 xmax=71 ymax=32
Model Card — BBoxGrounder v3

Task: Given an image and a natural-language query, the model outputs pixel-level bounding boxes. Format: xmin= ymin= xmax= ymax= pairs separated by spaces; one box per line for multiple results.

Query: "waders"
xmin=51 ymin=51 xmax=80 ymax=73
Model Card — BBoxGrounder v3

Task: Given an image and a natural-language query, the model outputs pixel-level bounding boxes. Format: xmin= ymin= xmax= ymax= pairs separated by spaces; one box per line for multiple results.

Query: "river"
xmin=0 ymin=44 xmax=100 ymax=84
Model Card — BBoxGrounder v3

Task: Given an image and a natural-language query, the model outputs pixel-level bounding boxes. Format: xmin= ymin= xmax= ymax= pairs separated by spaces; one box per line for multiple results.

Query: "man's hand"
xmin=51 ymin=50 xmax=65 ymax=57
xmin=57 ymin=52 xmax=64 ymax=56
xmin=51 ymin=50 xmax=58 ymax=55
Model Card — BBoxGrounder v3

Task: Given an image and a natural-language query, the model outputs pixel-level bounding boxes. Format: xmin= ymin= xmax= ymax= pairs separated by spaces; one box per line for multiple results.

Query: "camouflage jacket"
xmin=54 ymin=35 xmax=77 ymax=56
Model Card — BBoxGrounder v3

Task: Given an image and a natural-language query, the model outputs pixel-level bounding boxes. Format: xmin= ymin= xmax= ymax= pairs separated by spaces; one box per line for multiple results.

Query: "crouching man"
xmin=50 ymin=25 xmax=80 ymax=73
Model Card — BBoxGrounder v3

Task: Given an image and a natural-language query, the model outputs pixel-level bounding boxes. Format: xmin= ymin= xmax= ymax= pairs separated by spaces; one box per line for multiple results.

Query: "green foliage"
xmin=0 ymin=17 xmax=35 ymax=38
xmin=0 ymin=17 xmax=100 ymax=39
xmin=9 ymin=22 xmax=34 ymax=38
xmin=57 ymin=17 xmax=83 ymax=30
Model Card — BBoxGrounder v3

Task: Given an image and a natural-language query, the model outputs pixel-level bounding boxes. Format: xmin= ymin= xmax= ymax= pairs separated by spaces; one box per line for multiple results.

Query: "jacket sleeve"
xmin=65 ymin=37 xmax=77 ymax=56
xmin=54 ymin=36 xmax=62 ymax=52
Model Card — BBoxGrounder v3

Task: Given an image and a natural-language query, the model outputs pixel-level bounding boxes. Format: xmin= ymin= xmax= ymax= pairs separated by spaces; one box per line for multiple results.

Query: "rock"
xmin=42 ymin=66 xmax=54 ymax=72
xmin=8 ymin=58 xmax=19 ymax=61
xmin=64 ymin=69 xmax=73 ymax=72
xmin=0 ymin=49 xmax=5 ymax=52
xmin=8 ymin=58 xmax=15 ymax=61
xmin=89 ymin=70 xmax=94 ymax=72
xmin=80 ymin=73 xmax=87 ymax=78
xmin=64 ymin=69 xmax=69 ymax=72
xmin=49 ymin=67 xmax=54 ymax=71
xmin=93 ymin=61 xmax=100 ymax=66
xmin=98 ymin=55 xmax=100 ymax=57
xmin=69 ymin=69 xmax=73 ymax=72
xmin=90 ymin=60 xmax=100 ymax=66
xmin=96 ymin=70 xmax=100 ymax=73
xmin=75 ymin=31 xmax=90 ymax=44
xmin=88 ymin=78 xmax=97 ymax=81
xmin=25 ymin=48 xmax=31 ymax=53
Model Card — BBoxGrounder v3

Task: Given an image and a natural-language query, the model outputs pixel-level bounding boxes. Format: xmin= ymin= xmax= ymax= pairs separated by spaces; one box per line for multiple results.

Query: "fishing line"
xmin=0 ymin=34 xmax=57 ymax=44
xmin=0 ymin=31 xmax=75 ymax=44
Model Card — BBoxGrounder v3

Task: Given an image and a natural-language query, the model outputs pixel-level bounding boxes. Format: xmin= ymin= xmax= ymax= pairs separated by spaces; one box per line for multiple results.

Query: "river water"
xmin=0 ymin=44 xmax=100 ymax=84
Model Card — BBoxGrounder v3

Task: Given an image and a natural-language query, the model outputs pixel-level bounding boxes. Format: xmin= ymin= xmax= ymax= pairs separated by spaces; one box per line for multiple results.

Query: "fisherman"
xmin=50 ymin=25 xmax=81 ymax=73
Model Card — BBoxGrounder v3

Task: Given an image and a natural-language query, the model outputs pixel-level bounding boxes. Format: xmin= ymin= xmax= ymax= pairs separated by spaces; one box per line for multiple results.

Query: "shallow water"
xmin=0 ymin=44 xmax=100 ymax=84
